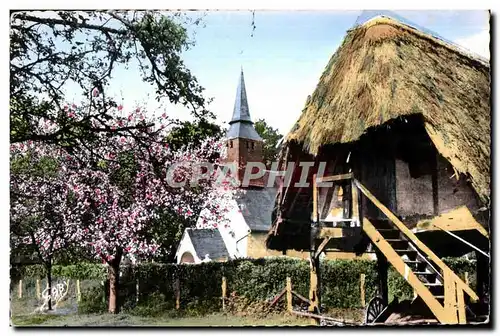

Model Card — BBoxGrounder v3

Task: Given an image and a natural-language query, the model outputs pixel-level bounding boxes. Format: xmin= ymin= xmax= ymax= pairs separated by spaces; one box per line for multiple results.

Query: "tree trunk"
xmin=47 ymin=262 xmax=53 ymax=311
xmin=107 ymin=249 xmax=123 ymax=314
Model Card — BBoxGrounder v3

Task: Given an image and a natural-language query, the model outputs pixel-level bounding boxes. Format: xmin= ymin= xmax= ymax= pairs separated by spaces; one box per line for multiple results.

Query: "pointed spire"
xmin=229 ymin=69 xmax=252 ymax=125
xmin=226 ymin=69 xmax=262 ymax=141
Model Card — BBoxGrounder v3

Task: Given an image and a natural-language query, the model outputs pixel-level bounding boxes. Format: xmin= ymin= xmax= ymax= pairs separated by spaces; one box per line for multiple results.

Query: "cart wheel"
xmin=365 ymin=296 xmax=386 ymax=324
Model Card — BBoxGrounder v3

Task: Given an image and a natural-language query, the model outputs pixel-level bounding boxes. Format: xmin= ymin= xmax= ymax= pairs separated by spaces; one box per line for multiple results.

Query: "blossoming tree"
xmin=11 ymin=102 xmax=238 ymax=313
xmin=10 ymin=142 xmax=84 ymax=310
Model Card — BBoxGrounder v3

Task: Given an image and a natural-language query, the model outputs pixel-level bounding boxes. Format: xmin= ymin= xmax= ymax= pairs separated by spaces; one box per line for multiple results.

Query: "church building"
xmin=175 ymin=70 xmax=284 ymax=264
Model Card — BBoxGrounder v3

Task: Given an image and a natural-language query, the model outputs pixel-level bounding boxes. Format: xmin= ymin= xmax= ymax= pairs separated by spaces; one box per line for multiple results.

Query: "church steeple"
xmin=226 ymin=69 xmax=262 ymax=141
xmin=225 ymin=69 xmax=265 ymax=188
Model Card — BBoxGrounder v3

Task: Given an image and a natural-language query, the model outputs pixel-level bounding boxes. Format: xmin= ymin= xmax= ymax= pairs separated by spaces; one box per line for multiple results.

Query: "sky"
xmin=66 ymin=10 xmax=491 ymax=137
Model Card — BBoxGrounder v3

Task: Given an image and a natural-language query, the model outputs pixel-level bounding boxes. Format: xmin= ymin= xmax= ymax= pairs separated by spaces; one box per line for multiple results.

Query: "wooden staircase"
xmin=354 ymin=179 xmax=479 ymax=324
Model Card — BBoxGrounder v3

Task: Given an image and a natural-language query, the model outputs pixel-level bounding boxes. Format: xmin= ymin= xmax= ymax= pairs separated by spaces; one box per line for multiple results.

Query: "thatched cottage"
xmin=266 ymin=15 xmax=490 ymax=324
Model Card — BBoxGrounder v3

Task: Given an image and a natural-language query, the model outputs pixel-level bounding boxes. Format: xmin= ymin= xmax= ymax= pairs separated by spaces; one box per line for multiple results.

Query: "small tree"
xmin=254 ymin=119 xmax=283 ymax=168
xmin=11 ymin=143 xmax=83 ymax=310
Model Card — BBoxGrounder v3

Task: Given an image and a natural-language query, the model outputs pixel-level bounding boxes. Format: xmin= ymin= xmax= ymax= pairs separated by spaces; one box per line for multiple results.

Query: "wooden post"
xmin=18 ymin=280 xmax=23 ymax=299
xmin=308 ymin=256 xmax=321 ymax=325
xmin=351 ymin=180 xmax=360 ymax=226
xmin=76 ymin=279 xmax=81 ymax=302
xmin=312 ymin=174 xmax=318 ymax=222
xmin=309 ymin=174 xmax=321 ymax=325
xmin=136 ymin=279 xmax=140 ymax=304
xmin=360 ymin=274 xmax=366 ymax=307
xmin=464 ymin=272 xmax=469 ymax=286
xmin=36 ymin=279 xmax=41 ymax=300
xmin=443 ymin=270 xmax=458 ymax=324
xmin=101 ymin=281 xmax=105 ymax=304
xmin=286 ymin=276 xmax=293 ymax=312
xmin=476 ymin=252 xmax=488 ymax=305
xmin=221 ymin=276 xmax=227 ymax=311
xmin=174 ymin=277 xmax=180 ymax=310
xmin=457 ymin=285 xmax=466 ymax=324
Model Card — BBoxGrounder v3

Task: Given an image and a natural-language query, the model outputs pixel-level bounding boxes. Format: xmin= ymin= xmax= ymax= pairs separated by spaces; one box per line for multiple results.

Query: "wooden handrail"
xmin=353 ymin=179 xmax=478 ymax=301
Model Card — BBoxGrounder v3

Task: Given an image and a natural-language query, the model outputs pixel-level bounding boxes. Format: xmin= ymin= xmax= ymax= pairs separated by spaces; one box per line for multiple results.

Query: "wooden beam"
xmin=76 ymin=279 xmax=81 ymax=302
xmin=312 ymin=174 xmax=318 ymax=222
xmin=354 ymin=180 xmax=479 ymax=302
xmin=318 ymin=227 xmax=343 ymax=239
xmin=351 ymin=180 xmax=360 ymax=225
xmin=457 ymin=283 xmax=466 ymax=324
xmin=316 ymin=173 xmax=353 ymax=183
xmin=444 ymin=270 xmax=458 ymax=324
xmin=416 ymin=206 xmax=489 ymax=238
xmin=292 ymin=290 xmax=310 ymax=304
xmin=286 ymin=277 xmax=293 ymax=312
xmin=308 ymin=254 xmax=321 ymax=325
xmin=290 ymin=310 xmax=355 ymax=325
xmin=36 ymin=279 xmax=41 ymax=300
xmin=360 ymin=274 xmax=366 ymax=308
xmin=269 ymin=288 xmax=287 ymax=307
xmin=222 ymin=276 xmax=227 ymax=311
xmin=315 ymin=237 xmax=331 ymax=258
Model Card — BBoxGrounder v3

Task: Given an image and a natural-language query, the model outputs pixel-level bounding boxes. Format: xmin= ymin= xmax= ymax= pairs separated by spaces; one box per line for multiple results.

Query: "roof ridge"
xmin=358 ymin=15 xmax=489 ymax=66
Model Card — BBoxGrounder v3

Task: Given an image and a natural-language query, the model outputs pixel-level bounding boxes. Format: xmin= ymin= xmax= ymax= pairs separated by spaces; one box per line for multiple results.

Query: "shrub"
xmin=78 ymin=285 xmax=107 ymax=314
xmin=128 ymin=292 xmax=173 ymax=317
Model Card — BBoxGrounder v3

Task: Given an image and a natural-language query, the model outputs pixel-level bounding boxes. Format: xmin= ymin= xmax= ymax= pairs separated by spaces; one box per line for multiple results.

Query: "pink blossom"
xmin=92 ymin=88 xmax=99 ymax=97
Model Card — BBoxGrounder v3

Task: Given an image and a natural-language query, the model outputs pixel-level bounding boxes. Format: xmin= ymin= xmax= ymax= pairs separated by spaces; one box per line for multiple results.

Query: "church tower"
xmin=226 ymin=70 xmax=265 ymax=188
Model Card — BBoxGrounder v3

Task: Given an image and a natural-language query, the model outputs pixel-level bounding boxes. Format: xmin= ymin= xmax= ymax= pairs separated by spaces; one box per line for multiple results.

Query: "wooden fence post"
xmin=36 ymin=279 xmax=41 ymax=300
xmin=76 ymin=279 xmax=81 ymax=302
xmin=360 ymin=274 xmax=366 ymax=307
xmin=221 ymin=276 xmax=227 ymax=311
xmin=286 ymin=276 xmax=293 ymax=312
xmin=18 ymin=279 xmax=23 ymax=299
xmin=465 ymin=272 xmax=469 ymax=286
xmin=101 ymin=281 xmax=105 ymax=304
xmin=136 ymin=278 xmax=140 ymax=303
xmin=174 ymin=277 xmax=180 ymax=310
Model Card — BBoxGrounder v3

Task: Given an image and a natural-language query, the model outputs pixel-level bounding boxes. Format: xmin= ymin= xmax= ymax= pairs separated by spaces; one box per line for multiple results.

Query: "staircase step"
xmin=424 ymin=283 xmax=445 ymax=295
xmin=377 ymin=229 xmax=401 ymax=239
xmin=404 ymin=260 xmax=429 ymax=272
xmin=395 ymin=249 xmax=418 ymax=259
xmin=414 ymin=271 xmax=439 ymax=283
xmin=385 ymin=239 xmax=409 ymax=249
xmin=413 ymin=271 xmax=434 ymax=275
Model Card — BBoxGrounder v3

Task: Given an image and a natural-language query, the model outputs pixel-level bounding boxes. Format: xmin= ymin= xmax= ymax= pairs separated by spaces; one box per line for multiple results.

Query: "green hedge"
xmin=12 ymin=257 xmax=477 ymax=312
xmin=11 ymin=262 xmax=107 ymax=281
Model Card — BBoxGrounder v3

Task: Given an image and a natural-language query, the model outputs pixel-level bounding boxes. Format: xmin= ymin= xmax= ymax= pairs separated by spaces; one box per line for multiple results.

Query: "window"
xmin=251 ymin=142 xmax=255 ymax=150
xmin=246 ymin=141 xmax=249 ymax=149
xmin=230 ymin=140 xmax=233 ymax=148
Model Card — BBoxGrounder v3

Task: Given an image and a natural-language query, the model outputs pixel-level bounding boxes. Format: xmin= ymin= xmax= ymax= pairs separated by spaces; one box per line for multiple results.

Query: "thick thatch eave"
xmin=287 ymin=16 xmax=491 ymax=204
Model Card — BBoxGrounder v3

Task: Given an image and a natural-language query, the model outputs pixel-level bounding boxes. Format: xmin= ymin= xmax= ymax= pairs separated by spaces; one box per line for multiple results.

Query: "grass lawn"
xmin=11 ymin=312 xmax=314 ymax=327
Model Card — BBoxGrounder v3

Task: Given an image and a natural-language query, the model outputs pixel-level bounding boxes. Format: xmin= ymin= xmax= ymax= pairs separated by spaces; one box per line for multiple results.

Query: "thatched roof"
xmin=287 ymin=16 xmax=491 ymax=204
